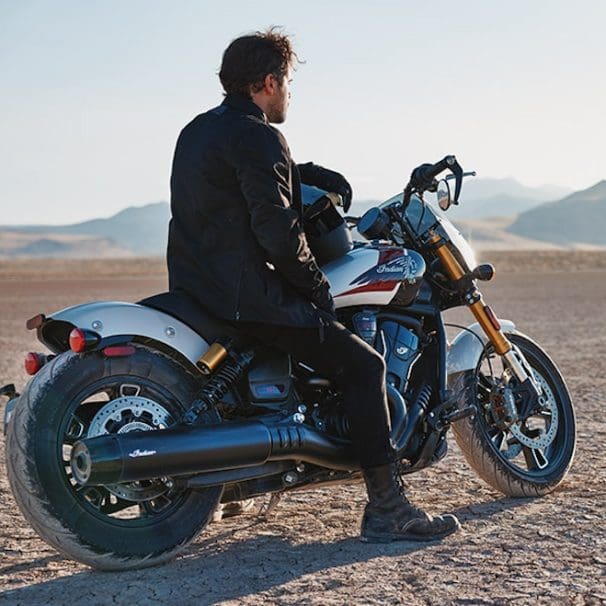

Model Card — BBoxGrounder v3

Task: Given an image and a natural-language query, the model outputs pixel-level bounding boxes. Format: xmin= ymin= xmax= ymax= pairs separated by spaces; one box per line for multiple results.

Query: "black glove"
xmin=298 ymin=162 xmax=353 ymax=213
xmin=409 ymin=163 xmax=437 ymax=193
xmin=310 ymin=281 xmax=336 ymax=319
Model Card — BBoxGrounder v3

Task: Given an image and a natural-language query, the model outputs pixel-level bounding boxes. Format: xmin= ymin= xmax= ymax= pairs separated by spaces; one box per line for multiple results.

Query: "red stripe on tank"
xmin=336 ymin=281 xmax=399 ymax=297
xmin=378 ymin=248 xmax=405 ymax=264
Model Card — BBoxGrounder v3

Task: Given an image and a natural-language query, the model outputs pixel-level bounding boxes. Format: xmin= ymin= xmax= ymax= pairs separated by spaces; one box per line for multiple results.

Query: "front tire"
xmin=6 ymin=345 xmax=222 ymax=570
xmin=451 ymin=333 xmax=576 ymax=497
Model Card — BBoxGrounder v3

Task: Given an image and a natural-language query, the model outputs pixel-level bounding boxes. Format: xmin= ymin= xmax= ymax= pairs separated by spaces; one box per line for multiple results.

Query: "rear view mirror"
xmin=437 ymin=179 xmax=451 ymax=211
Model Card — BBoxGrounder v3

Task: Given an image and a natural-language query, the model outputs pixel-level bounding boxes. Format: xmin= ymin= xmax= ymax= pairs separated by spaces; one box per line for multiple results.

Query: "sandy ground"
xmin=0 ymin=253 xmax=605 ymax=605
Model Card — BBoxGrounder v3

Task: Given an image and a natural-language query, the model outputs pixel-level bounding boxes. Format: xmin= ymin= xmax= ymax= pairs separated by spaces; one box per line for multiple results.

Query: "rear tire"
xmin=6 ymin=345 xmax=222 ymax=570
xmin=451 ymin=333 xmax=576 ymax=497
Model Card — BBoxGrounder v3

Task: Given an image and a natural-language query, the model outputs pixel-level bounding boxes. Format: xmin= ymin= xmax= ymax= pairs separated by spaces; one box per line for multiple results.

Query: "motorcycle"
xmin=2 ymin=156 xmax=576 ymax=570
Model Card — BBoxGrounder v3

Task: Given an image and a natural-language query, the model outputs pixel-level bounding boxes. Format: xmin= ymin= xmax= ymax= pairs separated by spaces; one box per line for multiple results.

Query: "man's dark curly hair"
xmin=219 ymin=27 xmax=300 ymax=96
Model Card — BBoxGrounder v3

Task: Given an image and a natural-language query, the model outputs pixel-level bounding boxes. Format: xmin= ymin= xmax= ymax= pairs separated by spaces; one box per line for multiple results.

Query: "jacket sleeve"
xmin=232 ymin=123 xmax=334 ymax=313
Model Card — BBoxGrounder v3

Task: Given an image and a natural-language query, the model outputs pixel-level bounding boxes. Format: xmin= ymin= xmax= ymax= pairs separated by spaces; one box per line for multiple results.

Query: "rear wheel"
xmin=6 ymin=345 xmax=222 ymax=570
xmin=451 ymin=333 xmax=576 ymax=497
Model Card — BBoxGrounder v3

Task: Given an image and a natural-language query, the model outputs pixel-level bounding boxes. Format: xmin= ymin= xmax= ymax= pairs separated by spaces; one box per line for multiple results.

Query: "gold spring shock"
xmin=197 ymin=342 xmax=229 ymax=375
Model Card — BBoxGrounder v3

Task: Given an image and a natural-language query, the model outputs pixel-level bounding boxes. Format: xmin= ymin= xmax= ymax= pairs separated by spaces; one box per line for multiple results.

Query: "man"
xmin=167 ymin=28 xmax=460 ymax=542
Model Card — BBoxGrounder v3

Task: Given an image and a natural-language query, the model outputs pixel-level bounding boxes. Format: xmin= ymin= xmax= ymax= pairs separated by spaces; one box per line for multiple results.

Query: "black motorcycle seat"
xmin=138 ymin=291 xmax=240 ymax=344
xmin=138 ymin=292 xmax=331 ymax=382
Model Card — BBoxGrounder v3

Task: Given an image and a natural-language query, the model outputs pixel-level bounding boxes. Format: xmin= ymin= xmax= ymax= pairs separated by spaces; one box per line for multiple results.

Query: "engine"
xmin=375 ymin=320 xmax=422 ymax=394
xmin=352 ymin=311 xmax=422 ymax=395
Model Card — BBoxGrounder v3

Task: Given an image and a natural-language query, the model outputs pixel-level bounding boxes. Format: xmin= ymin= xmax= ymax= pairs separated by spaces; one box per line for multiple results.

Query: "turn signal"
xmin=471 ymin=264 xmax=495 ymax=281
xmin=69 ymin=328 xmax=99 ymax=353
xmin=24 ymin=352 xmax=44 ymax=375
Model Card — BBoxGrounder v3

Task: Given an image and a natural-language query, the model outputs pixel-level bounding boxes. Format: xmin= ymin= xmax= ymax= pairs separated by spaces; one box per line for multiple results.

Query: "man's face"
xmin=266 ymin=68 xmax=292 ymax=124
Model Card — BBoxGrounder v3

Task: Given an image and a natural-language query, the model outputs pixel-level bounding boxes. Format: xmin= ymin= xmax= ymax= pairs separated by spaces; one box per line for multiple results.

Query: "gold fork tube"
xmin=467 ymin=300 xmax=511 ymax=355
xmin=432 ymin=238 xmax=511 ymax=356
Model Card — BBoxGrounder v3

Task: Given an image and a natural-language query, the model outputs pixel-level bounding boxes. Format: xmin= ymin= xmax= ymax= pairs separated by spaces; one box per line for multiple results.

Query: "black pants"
xmin=236 ymin=316 xmax=394 ymax=469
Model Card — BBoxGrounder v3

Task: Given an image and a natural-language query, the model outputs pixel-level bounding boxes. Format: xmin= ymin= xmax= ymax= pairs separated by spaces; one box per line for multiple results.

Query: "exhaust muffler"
xmin=71 ymin=420 xmax=358 ymax=486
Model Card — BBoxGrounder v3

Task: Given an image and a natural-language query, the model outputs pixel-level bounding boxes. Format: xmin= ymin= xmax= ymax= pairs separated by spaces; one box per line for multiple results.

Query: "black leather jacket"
xmin=167 ymin=93 xmax=333 ymax=328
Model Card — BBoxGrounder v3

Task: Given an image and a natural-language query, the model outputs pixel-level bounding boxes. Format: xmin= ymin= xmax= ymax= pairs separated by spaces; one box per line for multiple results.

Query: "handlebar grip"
xmin=403 ymin=155 xmax=460 ymax=207
xmin=423 ymin=155 xmax=456 ymax=181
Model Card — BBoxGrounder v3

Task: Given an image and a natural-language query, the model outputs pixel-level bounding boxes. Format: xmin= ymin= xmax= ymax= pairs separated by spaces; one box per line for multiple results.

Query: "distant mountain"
xmin=507 ymin=181 xmax=606 ymax=246
xmin=461 ymin=177 xmax=570 ymax=201
xmin=446 ymin=178 xmax=572 ymax=220
xmin=452 ymin=217 xmax=563 ymax=251
xmin=0 ymin=179 xmax=602 ymax=259
xmin=0 ymin=202 xmax=170 ymax=258
xmin=350 ymin=179 xmax=572 ymax=220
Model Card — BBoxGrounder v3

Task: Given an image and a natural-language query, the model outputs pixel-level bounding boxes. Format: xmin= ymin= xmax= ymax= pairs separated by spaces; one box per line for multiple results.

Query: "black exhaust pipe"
xmin=71 ymin=420 xmax=358 ymax=486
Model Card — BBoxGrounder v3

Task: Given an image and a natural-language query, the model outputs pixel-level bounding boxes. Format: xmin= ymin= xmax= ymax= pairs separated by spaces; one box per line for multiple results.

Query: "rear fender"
xmin=446 ymin=320 xmax=516 ymax=380
xmin=39 ymin=301 xmax=211 ymax=364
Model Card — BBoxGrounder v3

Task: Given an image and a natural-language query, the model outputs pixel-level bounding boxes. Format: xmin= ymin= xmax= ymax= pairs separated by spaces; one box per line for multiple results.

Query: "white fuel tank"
xmin=323 ymin=244 xmax=426 ymax=309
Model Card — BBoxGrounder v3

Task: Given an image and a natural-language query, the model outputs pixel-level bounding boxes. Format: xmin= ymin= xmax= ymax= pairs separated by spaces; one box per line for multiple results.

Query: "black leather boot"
xmin=361 ymin=463 xmax=460 ymax=542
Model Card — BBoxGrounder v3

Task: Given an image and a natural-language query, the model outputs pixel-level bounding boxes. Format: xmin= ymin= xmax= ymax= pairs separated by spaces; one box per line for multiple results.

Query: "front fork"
xmin=430 ymin=236 xmax=541 ymax=399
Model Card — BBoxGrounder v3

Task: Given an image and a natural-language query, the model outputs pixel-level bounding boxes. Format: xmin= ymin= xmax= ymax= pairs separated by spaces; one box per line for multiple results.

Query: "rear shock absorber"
xmin=182 ymin=348 xmax=255 ymax=425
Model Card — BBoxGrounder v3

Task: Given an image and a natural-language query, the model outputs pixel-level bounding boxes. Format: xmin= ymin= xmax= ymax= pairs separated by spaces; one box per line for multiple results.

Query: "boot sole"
xmin=360 ymin=523 xmax=460 ymax=543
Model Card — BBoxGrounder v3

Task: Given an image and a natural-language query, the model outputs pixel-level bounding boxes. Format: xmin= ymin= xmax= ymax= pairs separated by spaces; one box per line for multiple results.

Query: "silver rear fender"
xmin=39 ymin=301 xmax=210 ymax=364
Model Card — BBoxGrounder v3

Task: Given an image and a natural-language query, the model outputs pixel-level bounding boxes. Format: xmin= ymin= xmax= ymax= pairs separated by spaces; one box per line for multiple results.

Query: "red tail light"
xmin=69 ymin=328 xmax=87 ymax=353
xmin=24 ymin=353 xmax=43 ymax=375
xmin=69 ymin=328 xmax=99 ymax=353
xmin=102 ymin=345 xmax=135 ymax=357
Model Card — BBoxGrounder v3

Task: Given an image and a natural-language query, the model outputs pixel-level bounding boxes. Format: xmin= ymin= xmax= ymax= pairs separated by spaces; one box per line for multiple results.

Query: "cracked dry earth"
xmin=0 ymin=253 xmax=604 ymax=605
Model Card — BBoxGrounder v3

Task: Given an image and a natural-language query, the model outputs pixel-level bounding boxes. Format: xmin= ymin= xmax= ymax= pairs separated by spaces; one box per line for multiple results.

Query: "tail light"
xmin=24 ymin=353 xmax=45 ymax=375
xmin=69 ymin=328 xmax=100 ymax=353
xmin=102 ymin=345 xmax=135 ymax=357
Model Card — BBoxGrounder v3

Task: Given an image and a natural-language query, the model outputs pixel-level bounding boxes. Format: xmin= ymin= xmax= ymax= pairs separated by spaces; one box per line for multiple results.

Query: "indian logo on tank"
xmin=350 ymin=248 xmax=423 ymax=287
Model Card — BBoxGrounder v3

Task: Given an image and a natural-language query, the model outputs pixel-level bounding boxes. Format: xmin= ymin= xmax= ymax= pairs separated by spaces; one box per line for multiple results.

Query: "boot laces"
xmin=393 ymin=465 xmax=426 ymax=519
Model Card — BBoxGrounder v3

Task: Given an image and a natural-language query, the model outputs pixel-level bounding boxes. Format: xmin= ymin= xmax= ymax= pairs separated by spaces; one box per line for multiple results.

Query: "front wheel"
xmin=5 ymin=345 xmax=222 ymax=570
xmin=451 ymin=333 xmax=576 ymax=497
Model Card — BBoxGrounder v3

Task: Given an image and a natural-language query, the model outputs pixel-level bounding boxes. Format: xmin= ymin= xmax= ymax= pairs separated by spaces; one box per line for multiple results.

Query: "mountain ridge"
xmin=507 ymin=181 xmax=606 ymax=246
xmin=0 ymin=178 xmax=603 ymax=258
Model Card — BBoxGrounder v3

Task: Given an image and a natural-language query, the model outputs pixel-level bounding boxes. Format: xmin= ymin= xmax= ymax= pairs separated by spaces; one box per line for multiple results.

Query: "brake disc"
xmin=509 ymin=371 xmax=558 ymax=449
xmin=87 ymin=395 xmax=174 ymax=502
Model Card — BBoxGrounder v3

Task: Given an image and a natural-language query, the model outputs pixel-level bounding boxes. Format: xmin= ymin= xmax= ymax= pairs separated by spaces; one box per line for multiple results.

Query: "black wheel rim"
xmin=474 ymin=339 xmax=572 ymax=480
xmin=58 ymin=374 xmax=192 ymax=527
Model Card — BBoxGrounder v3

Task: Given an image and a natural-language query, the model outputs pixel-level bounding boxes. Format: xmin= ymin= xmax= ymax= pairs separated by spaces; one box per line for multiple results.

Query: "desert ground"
xmin=0 ymin=252 xmax=605 ymax=605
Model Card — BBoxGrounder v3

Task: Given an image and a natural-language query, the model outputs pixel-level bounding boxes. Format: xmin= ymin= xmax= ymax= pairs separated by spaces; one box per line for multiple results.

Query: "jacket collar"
xmin=222 ymin=93 xmax=267 ymax=122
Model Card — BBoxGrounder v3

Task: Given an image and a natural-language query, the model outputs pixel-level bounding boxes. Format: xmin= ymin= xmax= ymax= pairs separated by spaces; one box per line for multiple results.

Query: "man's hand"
xmin=298 ymin=162 xmax=353 ymax=212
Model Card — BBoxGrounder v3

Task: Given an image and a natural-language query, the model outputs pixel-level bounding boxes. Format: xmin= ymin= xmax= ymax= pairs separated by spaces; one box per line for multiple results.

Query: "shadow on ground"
xmin=0 ymin=496 xmax=531 ymax=604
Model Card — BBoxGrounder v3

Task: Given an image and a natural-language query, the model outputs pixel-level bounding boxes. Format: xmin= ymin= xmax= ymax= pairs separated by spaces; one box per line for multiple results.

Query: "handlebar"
xmin=403 ymin=155 xmax=464 ymax=207
xmin=419 ymin=155 xmax=457 ymax=184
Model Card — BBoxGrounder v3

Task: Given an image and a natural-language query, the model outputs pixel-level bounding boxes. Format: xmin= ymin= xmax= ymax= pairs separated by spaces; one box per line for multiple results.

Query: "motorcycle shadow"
xmin=0 ymin=495 xmax=532 ymax=604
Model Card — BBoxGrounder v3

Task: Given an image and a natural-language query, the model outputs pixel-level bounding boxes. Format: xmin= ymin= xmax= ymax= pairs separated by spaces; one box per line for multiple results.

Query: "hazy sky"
xmin=1 ymin=0 xmax=605 ymax=225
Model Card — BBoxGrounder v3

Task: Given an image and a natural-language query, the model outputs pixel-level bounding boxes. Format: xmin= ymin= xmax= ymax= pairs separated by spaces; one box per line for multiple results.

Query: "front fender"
xmin=446 ymin=320 xmax=517 ymax=380
xmin=40 ymin=301 xmax=210 ymax=364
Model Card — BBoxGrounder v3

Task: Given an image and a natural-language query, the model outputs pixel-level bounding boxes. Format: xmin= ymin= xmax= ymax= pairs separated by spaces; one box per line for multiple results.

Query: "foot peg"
xmin=441 ymin=405 xmax=475 ymax=424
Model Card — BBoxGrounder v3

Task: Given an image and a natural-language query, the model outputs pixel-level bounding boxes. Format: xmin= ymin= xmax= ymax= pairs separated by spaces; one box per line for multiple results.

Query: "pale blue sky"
xmin=1 ymin=0 xmax=605 ymax=224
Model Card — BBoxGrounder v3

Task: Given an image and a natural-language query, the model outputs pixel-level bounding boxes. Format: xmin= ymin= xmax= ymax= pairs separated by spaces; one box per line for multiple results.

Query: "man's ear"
xmin=263 ymin=73 xmax=276 ymax=95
